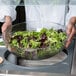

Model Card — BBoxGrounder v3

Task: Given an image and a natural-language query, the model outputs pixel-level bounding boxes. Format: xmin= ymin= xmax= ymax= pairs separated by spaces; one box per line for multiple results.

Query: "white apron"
xmin=66 ymin=0 xmax=76 ymax=25
xmin=24 ymin=0 xmax=67 ymax=31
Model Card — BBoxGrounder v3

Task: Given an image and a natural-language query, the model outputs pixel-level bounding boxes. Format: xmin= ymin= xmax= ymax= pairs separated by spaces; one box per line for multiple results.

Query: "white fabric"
xmin=0 ymin=5 xmax=16 ymax=22
xmin=66 ymin=5 xmax=76 ymax=25
xmin=24 ymin=0 xmax=66 ymax=30
xmin=0 ymin=0 xmax=20 ymax=22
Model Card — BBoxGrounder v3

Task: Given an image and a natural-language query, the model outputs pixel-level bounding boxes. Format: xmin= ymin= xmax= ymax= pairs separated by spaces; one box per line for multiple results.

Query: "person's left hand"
xmin=1 ymin=16 xmax=12 ymax=33
xmin=1 ymin=16 xmax=12 ymax=47
xmin=66 ymin=17 xmax=76 ymax=48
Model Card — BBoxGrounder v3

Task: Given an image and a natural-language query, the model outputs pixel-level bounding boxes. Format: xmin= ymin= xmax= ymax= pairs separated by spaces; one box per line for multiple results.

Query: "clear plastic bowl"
xmin=3 ymin=22 xmax=66 ymax=60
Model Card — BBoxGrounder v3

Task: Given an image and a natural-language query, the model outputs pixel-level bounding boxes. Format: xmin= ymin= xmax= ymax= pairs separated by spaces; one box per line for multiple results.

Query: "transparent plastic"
xmin=3 ymin=22 xmax=66 ymax=60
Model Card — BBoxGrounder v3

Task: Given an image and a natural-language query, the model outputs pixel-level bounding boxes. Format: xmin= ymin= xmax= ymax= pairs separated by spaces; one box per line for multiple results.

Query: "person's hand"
xmin=66 ymin=17 xmax=76 ymax=48
xmin=1 ymin=16 xmax=12 ymax=47
xmin=1 ymin=16 xmax=12 ymax=33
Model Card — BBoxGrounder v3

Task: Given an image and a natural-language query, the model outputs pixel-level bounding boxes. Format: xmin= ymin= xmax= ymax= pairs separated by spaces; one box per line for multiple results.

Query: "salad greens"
xmin=9 ymin=28 xmax=67 ymax=59
xmin=0 ymin=42 xmax=5 ymax=46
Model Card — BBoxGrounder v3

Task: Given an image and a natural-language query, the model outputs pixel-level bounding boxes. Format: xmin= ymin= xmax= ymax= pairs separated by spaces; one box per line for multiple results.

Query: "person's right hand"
xmin=66 ymin=17 xmax=76 ymax=48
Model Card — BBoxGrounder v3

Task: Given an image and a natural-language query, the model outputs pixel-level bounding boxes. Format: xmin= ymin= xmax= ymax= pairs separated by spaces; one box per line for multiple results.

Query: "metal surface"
xmin=71 ymin=39 xmax=76 ymax=75
xmin=0 ymin=70 xmax=72 ymax=76
xmin=18 ymin=51 xmax=67 ymax=66
xmin=0 ymin=70 xmax=76 ymax=76
xmin=0 ymin=39 xmax=75 ymax=75
xmin=4 ymin=50 xmax=67 ymax=66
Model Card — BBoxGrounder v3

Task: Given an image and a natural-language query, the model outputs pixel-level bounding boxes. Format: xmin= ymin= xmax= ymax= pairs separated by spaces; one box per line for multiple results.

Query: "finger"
xmin=65 ymin=27 xmax=75 ymax=48
xmin=1 ymin=23 xmax=8 ymax=33
xmin=67 ymin=27 xmax=75 ymax=42
xmin=66 ymin=24 xmax=73 ymax=35
xmin=65 ymin=40 xmax=71 ymax=48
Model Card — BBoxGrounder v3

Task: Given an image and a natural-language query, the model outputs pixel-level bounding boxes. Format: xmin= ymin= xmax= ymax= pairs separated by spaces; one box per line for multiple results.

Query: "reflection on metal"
xmin=4 ymin=50 xmax=67 ymax=67
xmin=19 ymin=51 xmax=67 ymax=66
xmin=71 ymin=40 xmax=76 ymax=75
xmin=0 ymin=70 xmax=68 ymax=76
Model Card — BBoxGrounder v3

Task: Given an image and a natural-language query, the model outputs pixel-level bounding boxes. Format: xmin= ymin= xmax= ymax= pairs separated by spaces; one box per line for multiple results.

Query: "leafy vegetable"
xmin=9 ymin=28 xmax=67 ymax=59
xmin=0 ymin=41 xmax=5 ymax=46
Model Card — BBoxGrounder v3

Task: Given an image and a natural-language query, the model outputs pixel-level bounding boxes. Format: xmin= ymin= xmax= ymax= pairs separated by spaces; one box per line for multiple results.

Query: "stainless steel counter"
xmin=0 ymin=70 xmax=74 ymax=76
xmin=71 ymin=39 xmax=76 ymax=75
xmin=0 ymin=69 xmax=76 ymax=76
xmin=0 ymin=40 xmax=75 ymax=76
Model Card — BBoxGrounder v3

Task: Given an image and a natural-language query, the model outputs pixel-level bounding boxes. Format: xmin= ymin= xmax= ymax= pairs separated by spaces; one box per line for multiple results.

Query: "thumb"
xmin=65 ymin=27 xmax=75 ymax=48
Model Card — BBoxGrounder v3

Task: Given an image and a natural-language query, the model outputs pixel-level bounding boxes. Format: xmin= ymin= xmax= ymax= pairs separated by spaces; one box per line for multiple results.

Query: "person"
xmin=24 ymin=0 xmax=72 ymax=47
xmin=0 ymin=0 xmax=20 ymax=46
xmin=1 ymin=0 xmax=76 ymax=48
xmin=24 ymin=0 xmax=76 ymax=48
